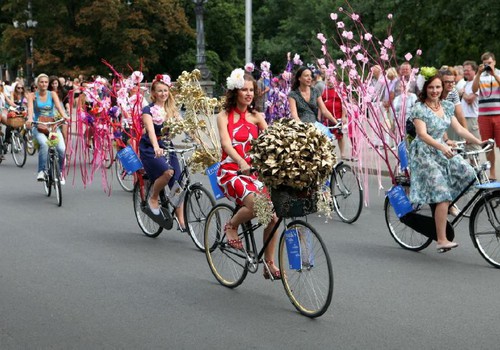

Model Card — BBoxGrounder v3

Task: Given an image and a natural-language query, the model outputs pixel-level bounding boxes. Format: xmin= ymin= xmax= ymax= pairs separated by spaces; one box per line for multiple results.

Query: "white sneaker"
xmin=37 ymin=171 xmax=45 ymax=181
xmin=60 ymin=173 xmax=65 ymax=185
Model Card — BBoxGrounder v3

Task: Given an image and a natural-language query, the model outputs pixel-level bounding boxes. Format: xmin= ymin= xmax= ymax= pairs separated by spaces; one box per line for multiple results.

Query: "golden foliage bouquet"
xmin=162 ymin=69 xmax=222 ymax=173
xmin=250 ymin=118 xmax=336 ymax=191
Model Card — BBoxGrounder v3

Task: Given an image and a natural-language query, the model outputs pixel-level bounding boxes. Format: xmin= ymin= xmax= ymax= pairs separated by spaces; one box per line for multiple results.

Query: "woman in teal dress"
xmin=409 ymin=74 xmax=484 ymax=251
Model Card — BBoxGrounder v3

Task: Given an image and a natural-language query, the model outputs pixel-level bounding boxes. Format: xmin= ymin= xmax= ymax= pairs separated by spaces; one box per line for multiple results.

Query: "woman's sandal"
xmin=263 ymin=260 xmax=281 ymax=280
xmin=224 ymin=222 xmax=243 ymax=250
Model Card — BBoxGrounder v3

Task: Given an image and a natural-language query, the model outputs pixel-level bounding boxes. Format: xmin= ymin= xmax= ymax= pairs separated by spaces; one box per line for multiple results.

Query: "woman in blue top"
xmin=26 ymin=74 xmax=69 ymax=182
xmin=139 ymin=74 xmax=184 ymax=230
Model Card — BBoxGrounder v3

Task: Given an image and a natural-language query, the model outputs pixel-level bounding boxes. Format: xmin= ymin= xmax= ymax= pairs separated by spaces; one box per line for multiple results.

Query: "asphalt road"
xmin=1 ymin=155 xmax=499 ymax=349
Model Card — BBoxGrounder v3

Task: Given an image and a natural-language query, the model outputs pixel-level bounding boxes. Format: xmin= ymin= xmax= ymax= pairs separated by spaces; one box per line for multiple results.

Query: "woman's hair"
xmin=291 ymin=66 xmax=311 ymax=91
xmin=150 ymin=80 xmax=176 ymax=118
xmin=35 ymin=73 xmax=49 ymax=86
xmin=12 ymin=81 xmax=25 ymax=100
xmin=223 ymin=73 xmax=257 ymax=113
xmin=48 ymin=75 xmax=60 ymax=90
xmin=386 ymin=67 xmax=398 ymax=80
xmin=418 ymin=75 xmax=442 ymax=103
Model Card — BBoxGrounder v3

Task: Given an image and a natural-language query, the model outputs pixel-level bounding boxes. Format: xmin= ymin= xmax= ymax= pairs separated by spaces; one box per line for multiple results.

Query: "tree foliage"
xmin=1 ymin=0 xmax=499 ymax=89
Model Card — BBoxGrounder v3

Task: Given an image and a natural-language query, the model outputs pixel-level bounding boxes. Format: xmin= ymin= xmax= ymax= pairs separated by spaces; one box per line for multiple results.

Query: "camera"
xmin=484 ymin=64 xmax=492 ymax=72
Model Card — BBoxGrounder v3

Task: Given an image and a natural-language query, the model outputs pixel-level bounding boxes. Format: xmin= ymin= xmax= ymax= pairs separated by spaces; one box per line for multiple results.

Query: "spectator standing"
xmin=461 ymin=61 xmax=481 ymax=151
xmin=454 ymin=65 xmax=466 ymax=97
xmin=394 ymin=62 xmax=417 ymax=97
xmin=440 ymin=69 xmax=467 ymax=142
xmin=472 ymin=52 xmax=500 ymax=181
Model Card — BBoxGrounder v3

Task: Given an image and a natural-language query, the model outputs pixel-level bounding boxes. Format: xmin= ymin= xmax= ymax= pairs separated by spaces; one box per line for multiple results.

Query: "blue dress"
xmin=408 ymin=101 xmax=476 ymax=204
xmin=139 ymin=104 xmax=181 ymax=184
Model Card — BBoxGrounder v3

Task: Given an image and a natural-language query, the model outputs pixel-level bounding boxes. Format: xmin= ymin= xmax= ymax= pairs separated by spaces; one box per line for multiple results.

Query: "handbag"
xmin=37 ymin=116 xmax=54 ymax=135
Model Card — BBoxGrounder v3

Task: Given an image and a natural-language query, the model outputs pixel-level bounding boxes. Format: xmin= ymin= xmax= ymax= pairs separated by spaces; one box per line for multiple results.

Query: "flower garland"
xmin=150 ymin=105 xmax=166 ymax=125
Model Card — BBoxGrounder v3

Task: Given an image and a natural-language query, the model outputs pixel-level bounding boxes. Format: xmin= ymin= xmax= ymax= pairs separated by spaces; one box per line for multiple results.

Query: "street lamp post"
xmin=13 ymin=0 xmax=37 ymax=85
xmin=192 ymin=0 xmax=215 ymax=96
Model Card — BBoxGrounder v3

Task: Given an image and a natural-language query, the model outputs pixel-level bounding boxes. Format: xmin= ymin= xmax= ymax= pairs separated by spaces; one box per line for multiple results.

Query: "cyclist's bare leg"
xmin=263 ymin=215 xmax=280 ymax=274
xmin=150 ymin=169 xmax=173 ymax=210
xmin=486 ymin=149 xmax=496 ymax=180
xmin=175 ymin=206 xmax=185 ymax=229
xmin=435 ymin=201 xmax=455 ymax=246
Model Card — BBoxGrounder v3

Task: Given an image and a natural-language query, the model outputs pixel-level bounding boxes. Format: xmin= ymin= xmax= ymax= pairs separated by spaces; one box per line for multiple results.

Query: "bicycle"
xmin=24 ymin=126 xmax=36 ymax=156
xmin=204 ymin=181 xmax=334 ymax=318
xmin=133 ymin=145 xmax=216 ymax=250
xmin=114 ymin=137 xmax=135 ymax=193
xmin=327 ymin=122 xmax=363 ymax=223
xmin=32 ymin=119 xmax=66 ymax=207
xmin=0 ymin=108 xmax=28 ymax=166
xmin=384 ymin=140 xmax=500 ymax=267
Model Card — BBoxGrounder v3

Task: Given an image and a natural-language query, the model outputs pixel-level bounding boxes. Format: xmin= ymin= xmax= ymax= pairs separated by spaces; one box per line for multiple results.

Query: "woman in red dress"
xmin=217 ymin=69 xmax=280 ymax=280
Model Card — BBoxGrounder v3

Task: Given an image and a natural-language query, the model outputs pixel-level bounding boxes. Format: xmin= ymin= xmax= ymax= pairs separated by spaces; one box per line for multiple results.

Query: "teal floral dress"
xmin=408 ymin=100 xmax=476 ymax=205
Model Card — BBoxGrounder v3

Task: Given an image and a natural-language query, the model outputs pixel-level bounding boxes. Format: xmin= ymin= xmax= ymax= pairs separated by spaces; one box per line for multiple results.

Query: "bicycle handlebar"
xmin=452 ymin=139 xmax=494 ymax=156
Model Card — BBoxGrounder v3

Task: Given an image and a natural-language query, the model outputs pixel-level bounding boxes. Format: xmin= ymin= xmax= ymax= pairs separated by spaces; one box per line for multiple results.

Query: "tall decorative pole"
xmin=245 ymin=0 xmax=252 ymax=64
xmin=193 ymin=0 xmax=215 ymax=96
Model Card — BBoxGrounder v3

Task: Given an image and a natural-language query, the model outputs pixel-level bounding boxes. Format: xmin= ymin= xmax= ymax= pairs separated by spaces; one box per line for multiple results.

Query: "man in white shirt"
xmin=461 ymin=60 xmax=481 ymax=151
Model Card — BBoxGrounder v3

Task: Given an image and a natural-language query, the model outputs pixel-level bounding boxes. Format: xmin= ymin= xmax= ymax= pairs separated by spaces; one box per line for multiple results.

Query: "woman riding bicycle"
xmin=408 ymin=74 xmax=485 ymax=251
xmin=26 ymin=74 xmax=69 ymax=182
xmin=139 ymin=74 xmax=186 ymax=231
xmin=216 ymin=69 xmax=281 ymax=280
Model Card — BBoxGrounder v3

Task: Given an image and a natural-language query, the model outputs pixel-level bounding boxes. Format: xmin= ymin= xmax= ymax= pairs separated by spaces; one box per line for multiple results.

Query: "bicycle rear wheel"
xmin=11 ymin=132 xmax=27 ymax=167
xmin=115 ymin=157 xmax=134 ymax=192
xmin=184 ymin=184 xmax=216 ymax=251
xmin=330 ymin=163 xmax=363 ymax=223
xmin=204 ymin=203 xmax=248 ymax=288
xmin=384 ymin=196 xmax=432 ymax=251
xmin=44 ymin=158 xmax=52 ymax=197
xmin=470 ymin=191 xmax=500 ymax=268
xmin=278 ymin=220 xmax=333 ymax=318
xmin=133 ymin=180 xmax=163 ymax=237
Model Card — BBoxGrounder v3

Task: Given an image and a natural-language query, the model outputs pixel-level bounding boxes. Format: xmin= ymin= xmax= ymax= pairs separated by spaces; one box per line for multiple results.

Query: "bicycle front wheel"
xmin=133 ymin=181 xmax=163 ymax=237
xmin=204 ymin=203 xmax=248 ymax=288
xmin=115 ymin=157 xmax=134 ymax=192
xmin=470 ymin=191 xmax=500 ymax=268
xmin=184 ymin=184 xmax=216 ymax=251
xmin=53 ymin=159 xmax=62 ymax=207
xmin=384 ymin=196 xmax=432 ymax=251
xmin=330 ymin=163 xmax=363 ymax=223
xmin=11 ymin=132 xmax=27 ymax=167
xmin=25 ymin=129 xmax=36 ymax=155
xmin=278 ymin=220 xmax=333 ymax=318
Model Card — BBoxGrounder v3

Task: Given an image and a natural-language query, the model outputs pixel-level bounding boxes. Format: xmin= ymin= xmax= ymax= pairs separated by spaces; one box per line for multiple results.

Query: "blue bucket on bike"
xmin=387 ymin=185 xmax=414 ymax=218
xmin=117 ymin=145 xmax=143 ymax=174
xmin=206 ymin=162 xmax=225 ymax=200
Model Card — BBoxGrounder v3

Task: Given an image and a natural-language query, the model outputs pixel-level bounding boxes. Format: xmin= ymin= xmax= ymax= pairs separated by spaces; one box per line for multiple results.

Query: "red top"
xmin=322 ymin=87 xmax=342 ymax=125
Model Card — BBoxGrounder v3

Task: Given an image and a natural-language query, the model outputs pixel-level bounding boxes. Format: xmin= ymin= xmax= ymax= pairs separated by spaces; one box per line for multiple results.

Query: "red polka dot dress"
xmin=217 ymin=109 xmax=264 ymax=205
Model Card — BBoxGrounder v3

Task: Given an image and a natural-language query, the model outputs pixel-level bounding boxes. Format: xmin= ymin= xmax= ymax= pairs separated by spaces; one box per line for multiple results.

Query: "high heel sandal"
xmin=224 ymin=222 xmax=243 ymax=250
xmin=263 ymin=260 xmax=281 ymax=280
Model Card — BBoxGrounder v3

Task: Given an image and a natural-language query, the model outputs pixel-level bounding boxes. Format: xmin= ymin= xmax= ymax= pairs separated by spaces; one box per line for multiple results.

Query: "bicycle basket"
xmin=6 ymin=116 xmax=25 ymax=129
xmin=270 ymin=186 xmax=317 ymax=218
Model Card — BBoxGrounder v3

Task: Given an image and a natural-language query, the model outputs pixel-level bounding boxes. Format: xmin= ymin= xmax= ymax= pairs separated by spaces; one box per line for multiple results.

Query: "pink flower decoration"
xmin=244 ymin=63 xmax=255 ymax=72
xmin=293 ymin=54 xmax=303 ymax=66
xmin=321 ymin=45 xmax=327 ymax=55
xmin=339 ymin=7 xmax=343 ymax=12
xmin=416 ymin=49 xmax=422 ymax=56
xmin=317 ymin=58 xmax=325 ymax=66
xmin=337 ymin=21 xmax=345 ymax=29
xmin=405 ymin=53 xmax=413 ymax=61
xmin=388 ymin=14 xmax=393 ymax=19
xmin=381 ymin=53 xmax=389 ymax=61
xmin=317 ymin=33 xmax=327 ymax=44
xmin=383 ymin=39 xmax=392 ymax=49
xmin=355 ymin=53 xmax=365 ymax=61
xmin=131 ymin=71 xmax=144 ymax=84
xmin=342 ymin=31 xmax=354 ymax=40
xmin=330 ymin=13 xmax=338 ymax=21
xmin=352 ymin=13 xmax=359 ymax=21
xmin=364 ymin=33 xmax=372 ymax=41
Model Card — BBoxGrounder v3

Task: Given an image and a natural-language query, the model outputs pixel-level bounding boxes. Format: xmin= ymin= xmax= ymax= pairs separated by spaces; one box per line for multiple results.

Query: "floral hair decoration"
xmin=226 ymin=68 xmax=245 ymax=90
xmin=155 ymin=74 xmax=172 ymax=87
xmin=416 ymin=66 xmax=438 ymax=91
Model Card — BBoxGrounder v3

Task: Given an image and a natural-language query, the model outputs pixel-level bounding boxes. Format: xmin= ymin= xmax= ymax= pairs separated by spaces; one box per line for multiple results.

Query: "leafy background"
xmin=1 ymin=0 xmax=499 ymax=95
